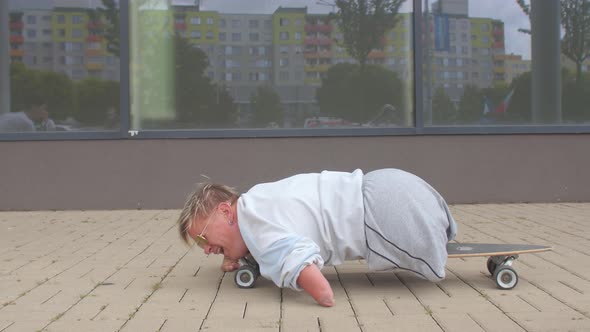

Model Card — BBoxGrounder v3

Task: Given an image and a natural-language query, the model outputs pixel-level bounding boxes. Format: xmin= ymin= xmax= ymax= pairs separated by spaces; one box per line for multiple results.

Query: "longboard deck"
xmin=447 ymin=243 xmax=552 ymax=258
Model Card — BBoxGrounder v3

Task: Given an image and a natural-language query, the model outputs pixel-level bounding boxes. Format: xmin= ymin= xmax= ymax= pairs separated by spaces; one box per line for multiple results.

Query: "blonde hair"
xmin=177 ymin=183 xmax=240 ymax=245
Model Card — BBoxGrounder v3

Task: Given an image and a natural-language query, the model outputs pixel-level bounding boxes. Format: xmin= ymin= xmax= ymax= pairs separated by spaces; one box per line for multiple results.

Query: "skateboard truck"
xmin=234 ymin=254 xmax=260 ymax=288
xmin=487 ymin=255 xmax=519 ymax=290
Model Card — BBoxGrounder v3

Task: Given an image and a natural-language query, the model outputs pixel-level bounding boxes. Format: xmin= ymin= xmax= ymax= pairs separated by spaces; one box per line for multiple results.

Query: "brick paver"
xmin=0 ymin=204 xmax=589 ymax=331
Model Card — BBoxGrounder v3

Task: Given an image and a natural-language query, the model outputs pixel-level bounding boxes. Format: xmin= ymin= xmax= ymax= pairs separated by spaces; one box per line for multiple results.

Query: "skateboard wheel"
xmin=235 ymin=265 xmax=258 ymax=289
xmin=486 ymin=258 xmax=498 ymax=275
xmin=493 ymin=266 xmax=518 ymax=290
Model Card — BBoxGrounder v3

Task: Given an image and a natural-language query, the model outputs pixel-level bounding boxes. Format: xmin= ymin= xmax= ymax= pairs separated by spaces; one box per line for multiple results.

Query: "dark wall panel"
xmin=0 ymin=134 xmax=588 ymax=210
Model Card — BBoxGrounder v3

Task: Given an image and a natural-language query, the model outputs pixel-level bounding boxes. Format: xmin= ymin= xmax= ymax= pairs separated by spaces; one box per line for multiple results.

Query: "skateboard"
xmin=447 ymin=242 xmax=552 ymax=290
xmin=234 ymin=243 xmax=552 ymax=290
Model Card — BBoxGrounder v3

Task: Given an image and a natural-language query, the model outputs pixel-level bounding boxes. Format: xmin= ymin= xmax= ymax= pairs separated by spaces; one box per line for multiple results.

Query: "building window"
xmin=26 ymin=15 xmax=36 ymax=24
xmin=219 ymin=32 xmax=226 ymax=41
xmin=219 ymin=19 xmax=225 ymax=27
xmin=191 ymin=30 xmax=202 ymax=39
xmin=280 ymin=18 xmax=289 ymax=26
xmin=249 ymin=33 xmax=259 ymax=41
xmin=232 ymin=33 xmax=241 ymax=41
xmin=294 ymin=32 xmax=301 ymax=40
xmin=279 ymin=71 xmax=289 ymax=81
xmin=232 ymin=20 xmax=240 ymax=28
xmin=206 ymin=31 xmax=214 ymax=39
xmin=72 ymin=15 xmax=84 ymax=24
xmin=206 ymin=17 xmax=214 ymax=25
xmin=249 ymin=20 xmax=259 ymax=28
xmin=191 ymin=17 xmax=201 ymax=25
xmin=57 ymin=15 xmax=65 ymax=24
xmin=72 ymin=29 xmax=83 ymax=38
xmin=279 ymin=32 xmax=289 ymax=40
xmin=27 ymin=30 xmax=36 ymax=38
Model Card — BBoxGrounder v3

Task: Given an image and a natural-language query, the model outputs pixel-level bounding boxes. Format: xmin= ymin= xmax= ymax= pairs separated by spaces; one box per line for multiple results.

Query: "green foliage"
xmin=250 ymin=85 xmax=283 ymax=127
xmin=516 ymin=0 xmax=590 ymax=84
xmin=333 ymin=0 xmax=404 ymax=67
xmin=560 ymin=0 xmax=590 ymax=85
xmin=456 ymin=84 xmax=483 ymax=124
xmin=507 ymin=71 xmax=532 ymax=122
xmin=75 ymin=78 xmax=119 ymax=125
xmin=316 ymin=63 xmax=404 ymax=123
xmin=174 ymin=36 xmax=237 ymax=127
xmin=9 ymin=62 xmax=75 ymax=120
xmin=98 ymin=0 xmax=120 ymax=57
xmin=431 ymin=87 xmax=456 ymax=125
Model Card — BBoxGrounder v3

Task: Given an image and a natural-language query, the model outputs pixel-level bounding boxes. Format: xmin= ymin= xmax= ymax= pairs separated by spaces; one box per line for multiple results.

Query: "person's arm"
xmin=297 ymin=263 xmax=334 ymax=307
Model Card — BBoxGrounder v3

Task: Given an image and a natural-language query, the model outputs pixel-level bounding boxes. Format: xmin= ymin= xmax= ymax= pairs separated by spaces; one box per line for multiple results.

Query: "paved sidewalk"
xmin=0 ymin=203 xmax=589 ymax=332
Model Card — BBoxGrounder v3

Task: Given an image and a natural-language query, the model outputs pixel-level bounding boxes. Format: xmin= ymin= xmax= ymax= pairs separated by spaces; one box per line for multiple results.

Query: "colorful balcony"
xmin=493 ymin=42 xmax=505 ymax=49
xmin=87 ymin=21 xmax=104 ymax=30
xmin=493 ymin=29 xmax=504 ymax=37
xmin=85 ymin=49 xmax=104 ymax=56
xmin=86 ymin=35 xmax=102 ymax=42
xmin=304 ymin=50 xmax=332 ymax=59
xmin=9 ymin=35 xmax=24 ymax=44
xmin=10 ymin=22 xmax=24 ymax=30
xmin=304 ymin=37 xmax=332 ymax=46
xmin=304 ymin=64 xmax=330 ymax=72
xmin=86 ymin=63 xmax=104 ymax=71
xmin=304 ymin=24 xmax=333 ymax=33
xmin=10 ymin=49 xmax=24 ymax=57
xmin=175 ymin=22 xmax=187 ymax=30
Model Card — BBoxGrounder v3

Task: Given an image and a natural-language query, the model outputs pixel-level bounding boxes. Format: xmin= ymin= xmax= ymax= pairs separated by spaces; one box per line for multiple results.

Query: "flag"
xmin=482 ymin=96 xmax=492 ymax=115
xmin=494 ymin=89 xmax=514 ymax=114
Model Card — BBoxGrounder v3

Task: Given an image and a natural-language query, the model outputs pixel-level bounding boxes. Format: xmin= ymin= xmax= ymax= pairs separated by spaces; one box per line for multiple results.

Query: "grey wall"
xmin=1 ymin=134 xmax=588 ymax=210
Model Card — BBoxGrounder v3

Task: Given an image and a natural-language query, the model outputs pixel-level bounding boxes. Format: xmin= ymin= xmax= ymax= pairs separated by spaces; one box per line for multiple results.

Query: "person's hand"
xmin=221 ymin=256 xmax=240 ymax=272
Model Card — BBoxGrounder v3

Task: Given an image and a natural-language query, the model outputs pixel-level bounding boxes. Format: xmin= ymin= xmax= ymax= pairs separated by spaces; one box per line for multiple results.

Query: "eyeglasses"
xmin=194 ymin=213 xmax=216 ymax=248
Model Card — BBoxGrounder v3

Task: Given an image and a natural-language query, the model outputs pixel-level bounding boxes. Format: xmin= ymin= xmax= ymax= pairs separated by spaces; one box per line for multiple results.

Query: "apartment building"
xmin=8 ymin=4 xmax=120 ymax=82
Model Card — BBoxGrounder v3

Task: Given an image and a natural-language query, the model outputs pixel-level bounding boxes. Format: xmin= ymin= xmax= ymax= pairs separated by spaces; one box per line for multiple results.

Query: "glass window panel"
xmin=130 ymin=0 xmax=414 ymax=130
xmin=1 ymin=0 xmax=121 ymax=133
xmin=423 ymin=0 xmax=589 ymax=125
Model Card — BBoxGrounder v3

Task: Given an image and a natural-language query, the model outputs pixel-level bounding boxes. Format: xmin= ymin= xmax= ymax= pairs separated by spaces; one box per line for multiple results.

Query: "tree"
xmin=431 ymin=87 xmax=455 ymax=125
xmin=316 ymin=63 xmax=404 ymax=123
xmin=9 ymin=62 xmax=75 ymax=120
xmin=333 ymin=0 xmax=405 ymax=67
xmin=98 ymin=0 xmax=120 ymax=57
xmin=561 ymin=0 xmax=590 ymax=85
xmin=75 ymin=78 xmax=119 ymax=125
xmin=507 ymin=71 xmax=532 ymax=123
xmin=456 ymin=84 xmax=483 ymax=124
xmin=250 ymin=85 xmax=283 ymax=127
xmin=516 ymin=0 xmax=590 ymax=84
xmin=174 ymin=36 xmax=237 ymax=127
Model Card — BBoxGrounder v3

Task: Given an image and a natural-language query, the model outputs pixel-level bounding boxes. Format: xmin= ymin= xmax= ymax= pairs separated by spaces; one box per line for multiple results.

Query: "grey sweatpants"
xmin=362 ymin=169 xmax=458 ymax=281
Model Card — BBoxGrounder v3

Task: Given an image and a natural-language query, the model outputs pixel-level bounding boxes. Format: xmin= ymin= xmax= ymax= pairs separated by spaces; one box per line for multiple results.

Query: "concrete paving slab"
xmin=1 ymin=204 xmax=590 ymax=331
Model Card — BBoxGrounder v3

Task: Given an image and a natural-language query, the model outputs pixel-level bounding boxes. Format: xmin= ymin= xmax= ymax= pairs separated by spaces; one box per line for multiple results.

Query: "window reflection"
xmin=1 ymin=0 xmax=120 ymax=133
xmin=423 ymin=0 xmax=590 ymax=126
xmin=130 ymin=0 xmax=414 ymax=130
